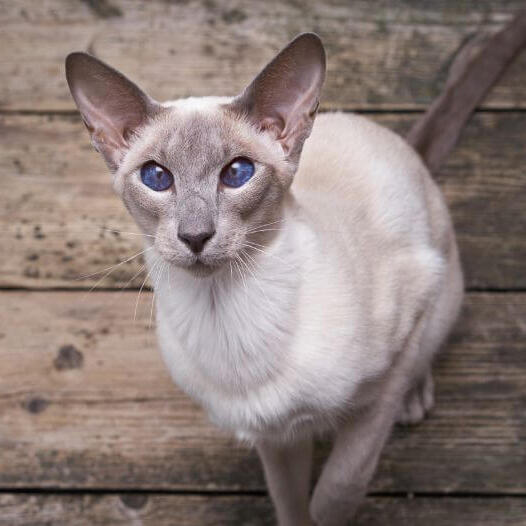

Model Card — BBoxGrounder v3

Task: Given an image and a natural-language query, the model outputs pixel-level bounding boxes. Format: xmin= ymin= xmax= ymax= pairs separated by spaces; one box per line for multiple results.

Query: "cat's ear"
xmin=230 ymin=33 xmax=326 ymax=161
xmin=65 ymin=52 xmax=160 ymax=171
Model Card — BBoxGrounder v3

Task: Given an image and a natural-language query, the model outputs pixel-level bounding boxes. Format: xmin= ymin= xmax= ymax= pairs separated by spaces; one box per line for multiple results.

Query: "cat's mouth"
xmin=189 ymin=260 xmax=216 ymax=276
xmin=184 ymin=256 xmax=224 ymax=278
xmin=161 ymin=250 xmax=228 ymax=278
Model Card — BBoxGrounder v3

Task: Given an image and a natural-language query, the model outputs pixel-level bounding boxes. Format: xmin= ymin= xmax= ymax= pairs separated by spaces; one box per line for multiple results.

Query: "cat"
xmin=65 ymin=29 xmax=504 ymax=525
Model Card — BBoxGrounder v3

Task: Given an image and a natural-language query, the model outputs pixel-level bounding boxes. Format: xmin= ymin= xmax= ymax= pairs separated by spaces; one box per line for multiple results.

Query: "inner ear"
xmin=65 ymin=52 xmax=160 ymax=170
xmin=229 ymin=33 xmax=326 ymax=160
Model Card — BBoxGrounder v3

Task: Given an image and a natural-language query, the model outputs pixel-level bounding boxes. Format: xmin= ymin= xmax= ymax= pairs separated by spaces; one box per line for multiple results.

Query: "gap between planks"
xmin=1 ymin=488 xmax=526 ymax=498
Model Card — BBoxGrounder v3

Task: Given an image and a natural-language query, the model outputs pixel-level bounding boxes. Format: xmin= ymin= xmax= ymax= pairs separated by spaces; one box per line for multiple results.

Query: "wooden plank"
xmin=0 ymin=291 xmax=524 ymax=492
xmin=1 ymin=0 xmax=526 ymax=111
xmin=1 ymin=494 xmax=526 ymax=526
xmin=1 ymin=112 xmax=525 ymax=290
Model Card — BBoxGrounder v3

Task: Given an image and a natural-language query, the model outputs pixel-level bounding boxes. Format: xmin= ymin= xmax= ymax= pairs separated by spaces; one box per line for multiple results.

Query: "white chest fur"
xmin=151 ymin=221 xmax=372 ymax=442
xmin=157 ymin=234 xmax=299 ymax=392
xmin=149 ymin=113 xmax=448 ymax=442
xmin=154 ymin=226 xmax=299 ymax=436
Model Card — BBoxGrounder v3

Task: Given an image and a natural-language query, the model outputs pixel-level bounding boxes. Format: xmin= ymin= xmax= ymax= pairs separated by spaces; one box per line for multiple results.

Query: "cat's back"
xmin=298 ymin=112 xmax=425 ymax=192
xmin=294 ymin=112 xmax=451 ymax=253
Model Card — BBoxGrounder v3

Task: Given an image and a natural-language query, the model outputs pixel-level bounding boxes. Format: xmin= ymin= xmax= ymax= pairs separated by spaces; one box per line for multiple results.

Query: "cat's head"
xmin=65 ymin=34 xmax=325 ymax=277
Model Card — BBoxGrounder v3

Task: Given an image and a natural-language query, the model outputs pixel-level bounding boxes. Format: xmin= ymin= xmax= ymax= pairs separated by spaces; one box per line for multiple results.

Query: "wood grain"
xmin=1 ymin=494 xmax=526 ymax=526
xmin=1 ymin=2 xmax=525 ymax=523
xmin=1 ymin=0 xmax=526 ymax=111
xmin=0 ymin=291 xmax=524 ymax=492
xmin=1 ymin=112 xmax=525 ymax=290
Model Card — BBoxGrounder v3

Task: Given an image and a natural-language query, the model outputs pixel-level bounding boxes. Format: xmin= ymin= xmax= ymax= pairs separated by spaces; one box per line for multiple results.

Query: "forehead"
xmin=134 ymin=98 xmax=253 ymax=176
xmin=119 ymin=96 xmax=285 ymax=184
xmin=164 ymin=108 xmax=229 ymax=171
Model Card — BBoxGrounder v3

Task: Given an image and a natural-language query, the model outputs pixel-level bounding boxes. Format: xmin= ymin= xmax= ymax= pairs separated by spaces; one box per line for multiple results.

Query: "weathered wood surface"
xmin=1 ymin=112 xmax=525 ymax=290
xmin=1 ymin=494 xmax=526 ymax=526
xmin=0 ymin=291 xmax=524 ymax=492
xmin=1 ymin=1 xmax=526 ymax=523
xmin=1 ymin=0 xmax=526 ymax=111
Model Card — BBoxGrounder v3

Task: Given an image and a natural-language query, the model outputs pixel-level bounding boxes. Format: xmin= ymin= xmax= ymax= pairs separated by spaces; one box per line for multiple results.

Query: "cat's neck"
xmin=150 ymin=203 xmax=312 ymax=391
xmin=155 ymin=194 xmax=307 ymax=300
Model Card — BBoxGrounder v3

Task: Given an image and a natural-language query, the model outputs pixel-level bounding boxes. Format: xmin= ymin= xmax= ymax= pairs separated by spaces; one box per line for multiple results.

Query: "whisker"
xmin=75 ymin=246 xmax=153 ymax=281
xmin=3 ymin=226 xmax=156 ymax=238
xmin=239 ymin=249 xmax=273 ymax=308
xmin=79 ymin=247 xmax=154 ymax=304
xmin=242 ymin=239 xmax=267 ymax=248
xmin=237 ymin=251 xmax=255 ymax=281
xmin=241 ymin=249 xmax=264 ymax=276
xmin=238 ymin=249 xmax=258 ymax=277
xmin=134 ymin=256 xmax=161 ymax=322
xmin=246 ymin=219 xmax=285 ymax=233
xmin=241 ymin=242 xmax=269 ymax=255
xmin=233 ymin=257 xmax=248 ymax=298
xmin=245 ymin=228 xmax=283 ymax=235
xmin=149 ymin=261 xmax=166 ymax=329
xmin=148 ymin=264 xmax=160 ymax=329
xmin=119 ymin=263 xmax=148 ymax=292
xmin=102 ymin=263 xmax=148 ymax=310
xmin=100 ymin=227 xmax=156 ymax=238
xmin=241 ymin=242 xmax=289 ymax=265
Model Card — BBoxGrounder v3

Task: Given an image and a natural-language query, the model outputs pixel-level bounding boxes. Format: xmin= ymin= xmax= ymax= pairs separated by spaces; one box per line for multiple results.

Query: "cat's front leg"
xmin=256 ymin=436 xmax=314 ymax=526
xmin=311 ymin=316 xmax=430 ymax=526
xmin=309 ymin=401 xmax=396 ymax=526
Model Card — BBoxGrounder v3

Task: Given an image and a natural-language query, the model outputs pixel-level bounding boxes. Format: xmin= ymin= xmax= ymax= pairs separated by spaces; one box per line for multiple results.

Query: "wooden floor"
xmin=1 ymin=1 xmax=525 ymax=524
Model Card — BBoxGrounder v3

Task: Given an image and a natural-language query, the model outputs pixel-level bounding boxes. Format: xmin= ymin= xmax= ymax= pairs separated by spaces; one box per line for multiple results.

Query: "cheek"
xmin=224 ymin=167 xmax=281 ymax=218
xmin=215 ymin=175 xmax=284 ymax=251
xmin=155 ymin=219 xmax=179 ymax=249
xmin=214 ymin=211 xmax=243 ymax=246
xmin=124 ymin=198 xmax=159 ymax=236
xmin=122 ymin=172 xmax=175 ymax=217
xmin=119 ymin=175 xmax=177 ymax=236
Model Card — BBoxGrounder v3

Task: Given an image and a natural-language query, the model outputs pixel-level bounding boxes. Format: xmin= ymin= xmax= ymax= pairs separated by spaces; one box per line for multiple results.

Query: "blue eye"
xmin=140 ymin=161 xmax=174 ymax=191
xmin=220 ymin=158 xmax=255 ymax=188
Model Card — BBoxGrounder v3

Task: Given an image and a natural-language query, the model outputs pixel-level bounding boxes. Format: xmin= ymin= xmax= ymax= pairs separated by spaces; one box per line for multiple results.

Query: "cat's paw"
xmin=397 ymin=372 xmax=434 ymax=425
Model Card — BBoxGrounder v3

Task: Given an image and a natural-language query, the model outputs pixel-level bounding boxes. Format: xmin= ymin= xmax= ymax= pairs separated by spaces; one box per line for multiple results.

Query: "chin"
xmin=165 ymin=254 xmax=230 ymax=279
xmin=187 ymin=261 xmax=218 ymax=278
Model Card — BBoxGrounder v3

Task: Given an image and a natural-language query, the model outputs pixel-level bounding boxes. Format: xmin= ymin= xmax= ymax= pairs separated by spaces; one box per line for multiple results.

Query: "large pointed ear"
xmin=65 ymin=52 xmax=160 ymax=171
xmin=230 ymin=33 xmax=326 ymax=161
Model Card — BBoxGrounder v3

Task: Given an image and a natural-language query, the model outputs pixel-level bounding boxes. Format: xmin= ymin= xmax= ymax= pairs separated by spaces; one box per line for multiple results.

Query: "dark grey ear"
xmin=65 ymin=52 xmax=159 ymax=170
xmin=230 ymin=33 xmax=326 ymax=161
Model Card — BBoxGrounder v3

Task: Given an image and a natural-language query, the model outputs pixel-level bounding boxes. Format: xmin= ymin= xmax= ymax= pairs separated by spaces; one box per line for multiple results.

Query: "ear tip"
xmin=292 ymin=32 xmax=326 ymax=63
xmin=65 ymin=52 xmax=92 ymax=78
xmin=66 ymin=51 xmax=89 ymax=64
xmin=296 ymin=32 xmax=324 ymax=45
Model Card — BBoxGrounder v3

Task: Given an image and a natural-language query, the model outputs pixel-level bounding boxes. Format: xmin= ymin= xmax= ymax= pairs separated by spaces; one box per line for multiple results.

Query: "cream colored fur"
xmin=65 ymin=35 xmax=464 ymax=526
xmin=151 ymin=109 xmax=463 ymax=444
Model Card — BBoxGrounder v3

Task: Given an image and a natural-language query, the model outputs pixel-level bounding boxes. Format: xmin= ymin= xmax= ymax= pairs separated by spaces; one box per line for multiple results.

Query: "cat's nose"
xmin=178 ymin=228 xmax=215 ymax=254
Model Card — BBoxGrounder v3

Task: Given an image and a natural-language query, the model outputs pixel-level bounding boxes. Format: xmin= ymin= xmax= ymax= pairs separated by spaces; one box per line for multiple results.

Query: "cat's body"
xmin=152 ymin=108 xmax=463 ymax=444
xmin=65 ymin=32 xmax=473 ymax=525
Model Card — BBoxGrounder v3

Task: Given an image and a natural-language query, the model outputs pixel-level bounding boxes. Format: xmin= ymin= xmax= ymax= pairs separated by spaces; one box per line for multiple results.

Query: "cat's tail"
xmin=406 ymin=9 xmax=526 ymax=173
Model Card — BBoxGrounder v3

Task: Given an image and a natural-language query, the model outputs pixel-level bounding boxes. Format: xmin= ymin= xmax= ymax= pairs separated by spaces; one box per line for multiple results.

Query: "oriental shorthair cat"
xmin=65 ymin=11 xmax=526 ymax=525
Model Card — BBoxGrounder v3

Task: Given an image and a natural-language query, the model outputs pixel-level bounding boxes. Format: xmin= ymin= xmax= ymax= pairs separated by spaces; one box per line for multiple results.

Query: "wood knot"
xmin=24 ymin=397 xmax=49 ymax=414
xmin=119 ymin=494 xmax=148 ymax=510
xmin=54 ymin=345 xmax=84 ymax=371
